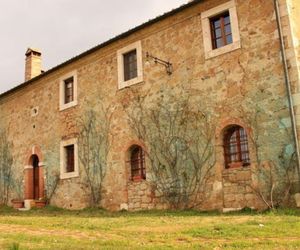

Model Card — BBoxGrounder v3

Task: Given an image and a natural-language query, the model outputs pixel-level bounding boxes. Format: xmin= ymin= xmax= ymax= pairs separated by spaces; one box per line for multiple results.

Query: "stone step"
xmin=18 ymin=207 xmax=30 ymax=211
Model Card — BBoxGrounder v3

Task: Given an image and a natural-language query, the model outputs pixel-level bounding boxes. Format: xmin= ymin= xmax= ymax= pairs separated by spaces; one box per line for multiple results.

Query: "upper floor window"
xmin=223 ymin=125 xmax=250 ymax=169
xmin=123 ymin=50 xmax=137 ymax=81
xmin=117 ymin=41 xmax=143 ymax=89
xmin=64 ymin=77 xmax=74 ymax=104
xmin=59 ymin=71 xmax=78 ymax=111
xmin=210 ymin=12 xmax=232 ymax=49
xmin=201 ymin=0 xmax=241 ymax=59
xmin=130 ymin=145 xmax=146 ymax=181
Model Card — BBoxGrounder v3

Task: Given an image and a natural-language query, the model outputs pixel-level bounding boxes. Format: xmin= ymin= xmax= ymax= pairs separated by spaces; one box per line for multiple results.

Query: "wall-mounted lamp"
xmin=145 ymin=52 xmax=173 ymax=75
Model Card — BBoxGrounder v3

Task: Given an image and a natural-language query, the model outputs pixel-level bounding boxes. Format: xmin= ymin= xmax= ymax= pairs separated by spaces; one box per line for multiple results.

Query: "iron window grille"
xmin=130 ymin=146 xmax=146 ymax=180
xmin=224 ymin=125 xmax=250 ymax=168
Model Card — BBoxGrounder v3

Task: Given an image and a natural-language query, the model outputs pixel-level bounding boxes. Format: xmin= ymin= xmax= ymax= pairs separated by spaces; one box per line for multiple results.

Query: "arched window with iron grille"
xmin=130 ymin=145 xmax=146 ymax=180
xmin=223 ymin=125 xmax=250 ymax=168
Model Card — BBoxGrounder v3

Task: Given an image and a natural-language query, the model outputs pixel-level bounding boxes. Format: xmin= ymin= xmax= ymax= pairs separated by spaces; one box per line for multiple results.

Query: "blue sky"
xmin=0 ymin=0 xmax=187 ymax=94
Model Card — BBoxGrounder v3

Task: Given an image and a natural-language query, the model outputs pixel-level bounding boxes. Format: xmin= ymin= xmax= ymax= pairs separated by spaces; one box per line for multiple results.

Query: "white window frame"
xmin=60 ymin=138 xmax=79 ymax=179
xmin=201 ymin=0 xmax=241 ymax=59
xmin=59 ymin=70 xmax=78 ymax=111
xmin=117 ymin=41 xmax=143 ymax=89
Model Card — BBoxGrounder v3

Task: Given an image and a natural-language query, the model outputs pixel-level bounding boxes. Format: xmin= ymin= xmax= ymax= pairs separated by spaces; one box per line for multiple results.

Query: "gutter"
xmin=274 ymin=0 xmax=300 ymax=184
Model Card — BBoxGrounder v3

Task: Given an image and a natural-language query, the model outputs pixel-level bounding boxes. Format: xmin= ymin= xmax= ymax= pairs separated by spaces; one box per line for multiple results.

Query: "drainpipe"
xmin=274 ymin=0 xmax=300 ymax=185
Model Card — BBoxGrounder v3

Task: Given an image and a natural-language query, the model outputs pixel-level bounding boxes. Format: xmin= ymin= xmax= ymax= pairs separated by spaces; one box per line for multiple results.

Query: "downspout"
xmin=274 ymin=0 xmax=300 ymax=185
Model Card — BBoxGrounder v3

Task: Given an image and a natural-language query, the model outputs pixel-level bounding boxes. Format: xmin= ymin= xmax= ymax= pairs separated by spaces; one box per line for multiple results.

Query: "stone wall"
xmin=127 ymin=181 xmax=156 ymax=211
xmin=222 ymin=168 xmax=263 ymax=211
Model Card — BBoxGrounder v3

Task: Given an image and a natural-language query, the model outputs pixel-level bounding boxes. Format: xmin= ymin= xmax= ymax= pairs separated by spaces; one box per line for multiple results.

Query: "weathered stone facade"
xmin=1 ymin=0 xmax=300 ymax=211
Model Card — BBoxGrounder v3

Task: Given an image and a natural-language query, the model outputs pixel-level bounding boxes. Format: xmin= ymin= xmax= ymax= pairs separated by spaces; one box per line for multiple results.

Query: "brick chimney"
xmin=25 ymin=48 xmax=42 ymax=81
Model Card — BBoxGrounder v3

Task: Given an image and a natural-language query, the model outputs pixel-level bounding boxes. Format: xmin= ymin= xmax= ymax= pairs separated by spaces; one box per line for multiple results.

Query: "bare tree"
xmin=123 ymin=87 xmax=216 ymax=209
xmin=0 ymin=128 xmax=13 ymax=205
xmin=77 ymin=106 xmax=113 ymax=207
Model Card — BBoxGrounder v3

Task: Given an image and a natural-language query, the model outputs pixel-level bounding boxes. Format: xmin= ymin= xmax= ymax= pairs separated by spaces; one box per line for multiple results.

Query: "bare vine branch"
xmin=123 ymin=87 xmax=216 ymax=209
xmin=77 ymin=104 xmax=113 ymax=207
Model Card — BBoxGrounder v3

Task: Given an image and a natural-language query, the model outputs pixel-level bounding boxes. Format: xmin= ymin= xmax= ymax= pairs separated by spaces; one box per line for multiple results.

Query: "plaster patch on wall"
xmin=279 ymin=117 xmax=292 ymax=128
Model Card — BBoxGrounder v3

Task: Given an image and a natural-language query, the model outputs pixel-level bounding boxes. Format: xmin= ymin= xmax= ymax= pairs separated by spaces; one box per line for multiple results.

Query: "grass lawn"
xmin=0 ymin=207 xmax=299 ymax=250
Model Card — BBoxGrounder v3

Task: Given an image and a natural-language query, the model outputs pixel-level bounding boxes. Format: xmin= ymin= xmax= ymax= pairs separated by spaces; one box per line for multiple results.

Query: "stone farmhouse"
xmin=1 ymin=0 xmax=300 ymax=211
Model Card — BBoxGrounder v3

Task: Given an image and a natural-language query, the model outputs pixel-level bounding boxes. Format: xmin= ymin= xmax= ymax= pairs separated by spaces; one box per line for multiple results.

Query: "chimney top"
xmin=25 ymin=47 xmax=42 ymax=81
xmin=25 ymin=48 xmax=41 ymax=57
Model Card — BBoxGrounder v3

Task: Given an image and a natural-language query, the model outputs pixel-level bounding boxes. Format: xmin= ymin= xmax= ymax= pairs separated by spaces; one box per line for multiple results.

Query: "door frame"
xmin=24 ymin=146 xmax=45 ymax=200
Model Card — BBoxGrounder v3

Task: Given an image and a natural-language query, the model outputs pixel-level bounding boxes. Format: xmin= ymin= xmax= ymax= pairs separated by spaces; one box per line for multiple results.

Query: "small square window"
xmin=64 ymin=77 xmax=74 ymax=104
xmin=123 ymin=50 xmax=137 ymax=81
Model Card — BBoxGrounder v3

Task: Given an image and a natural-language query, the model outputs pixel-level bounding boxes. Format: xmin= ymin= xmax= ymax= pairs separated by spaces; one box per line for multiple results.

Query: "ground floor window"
xmin=130 ymin=145 xmax=146 ymax=181
xmin=60 ymin=138 xmax=78 ymax=179
xmin=223 ymin=125 xmax=250 ymax=168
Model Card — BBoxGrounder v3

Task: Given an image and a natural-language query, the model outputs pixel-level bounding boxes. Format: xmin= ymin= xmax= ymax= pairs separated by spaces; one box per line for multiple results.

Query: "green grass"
xmin=0 ymin=206 xmax=299 ymax=249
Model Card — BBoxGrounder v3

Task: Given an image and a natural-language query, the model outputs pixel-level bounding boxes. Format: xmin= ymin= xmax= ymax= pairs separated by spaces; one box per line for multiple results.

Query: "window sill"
xmin=117 ymin=80 xmax=145 ymax=91
xmin=205 ymin=41 xmax=241 ymax=60
xmin=118 ymin=76 xmax=143 ymax=90
xmin=59 ymin=100 xmax=78 ymax=111
xmin=225 ymin=162 xmax=251 ymax=170
xmin=131 ymin=176 xmax=146 ymax=182
xmin=60 ymin=172 xmax=79 ymax=180
xmin=228 ymin=161 xmax=243 ymax=169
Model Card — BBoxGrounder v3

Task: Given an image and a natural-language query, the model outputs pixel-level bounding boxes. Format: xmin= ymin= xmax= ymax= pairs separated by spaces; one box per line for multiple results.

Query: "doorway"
xmin=32 ymin=155 xmax=39 ymax=200
xmin=24 ymin=146 xmax=45 ymax=201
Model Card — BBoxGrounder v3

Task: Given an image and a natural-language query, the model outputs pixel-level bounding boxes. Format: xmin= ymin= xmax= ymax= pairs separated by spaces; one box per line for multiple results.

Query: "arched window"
xmin=130 ymin=145 xmax=146 ymax=180
xmin=223 ymin=125 xmax=250 ymax=168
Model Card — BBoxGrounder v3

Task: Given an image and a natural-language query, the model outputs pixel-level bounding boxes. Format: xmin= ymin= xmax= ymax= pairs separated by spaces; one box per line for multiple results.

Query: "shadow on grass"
xmin=0 ymin=205 xmax=299 ymax=218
